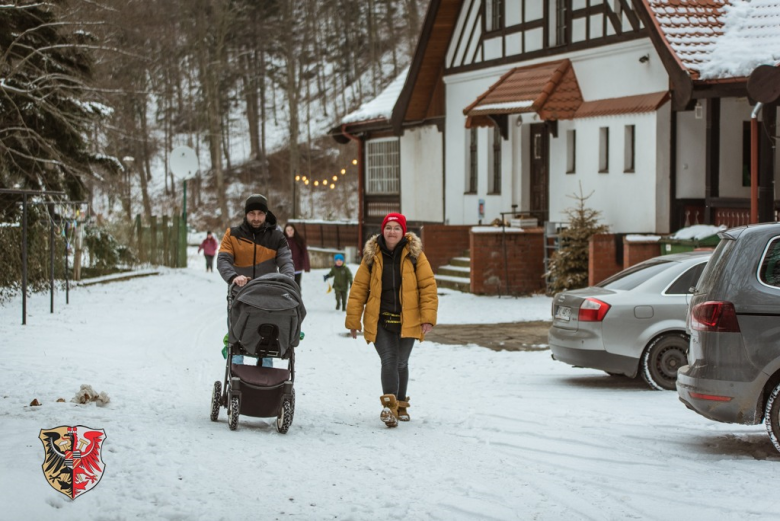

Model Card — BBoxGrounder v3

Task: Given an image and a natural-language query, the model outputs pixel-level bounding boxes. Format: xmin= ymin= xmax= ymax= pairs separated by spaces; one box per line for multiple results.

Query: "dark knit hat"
xmin=244 ymin=194 xmax=268 ymax=214
xmin=381 ymin=212 xmax=407 ymax=234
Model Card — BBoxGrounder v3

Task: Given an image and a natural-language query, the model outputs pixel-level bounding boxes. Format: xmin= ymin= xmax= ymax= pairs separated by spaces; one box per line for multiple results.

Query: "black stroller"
xmin=210 ymin=273 xmax=306 ymax=433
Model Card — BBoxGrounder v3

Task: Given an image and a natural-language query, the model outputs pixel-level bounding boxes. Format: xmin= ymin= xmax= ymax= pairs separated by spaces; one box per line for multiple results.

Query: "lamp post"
xmin=121 ymin=156 xmax=135 ymax=218
xmin=170 ymin=146 xmax=199 ymax=268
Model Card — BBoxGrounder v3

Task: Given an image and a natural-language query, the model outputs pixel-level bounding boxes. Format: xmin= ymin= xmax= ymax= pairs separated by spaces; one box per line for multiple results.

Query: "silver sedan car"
xmin=549 ymin=251 xmax=711 ymax=390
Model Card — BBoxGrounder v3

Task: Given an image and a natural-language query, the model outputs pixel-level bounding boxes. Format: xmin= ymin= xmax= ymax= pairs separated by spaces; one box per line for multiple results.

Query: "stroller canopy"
xmin=229 ymin=274 xmax=306 ymax=358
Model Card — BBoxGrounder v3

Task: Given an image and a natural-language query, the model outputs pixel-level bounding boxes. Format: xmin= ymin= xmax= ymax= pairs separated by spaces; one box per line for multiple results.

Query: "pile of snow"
xmin=625 ymin=234 xmax=662 ymax=242
xmin=669 ymin=224 xmax=725 ymax=240
xmin=71 ymin=384 xmax=110 ymax=406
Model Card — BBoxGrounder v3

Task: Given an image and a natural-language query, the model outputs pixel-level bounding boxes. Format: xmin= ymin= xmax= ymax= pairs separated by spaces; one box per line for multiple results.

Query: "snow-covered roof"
xmin=645 ymin=0 xmax=780 ymax=80
xmin=341 ymin=67 xmax=409 ymax=124
xmin=700 ymin=0 xmax=780 ymax=79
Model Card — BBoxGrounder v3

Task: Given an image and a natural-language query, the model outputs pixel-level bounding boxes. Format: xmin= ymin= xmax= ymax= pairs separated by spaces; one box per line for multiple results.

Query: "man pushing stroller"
xmin=218 ymin=194 xmax=295 ymax=365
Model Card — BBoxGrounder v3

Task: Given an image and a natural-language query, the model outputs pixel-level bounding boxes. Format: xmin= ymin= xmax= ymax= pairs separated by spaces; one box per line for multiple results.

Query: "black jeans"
xmin=373 ymin=323 xmax=414 ymax=400
xmin=205 ymin=255 xmax=215 ymax=271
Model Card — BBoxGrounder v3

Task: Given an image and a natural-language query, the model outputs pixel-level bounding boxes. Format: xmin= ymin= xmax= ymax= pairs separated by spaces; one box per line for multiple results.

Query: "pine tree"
xmin=546 ymin=185 xmax=609 ymax=294
xmin=0 ymin=2 xmax=118 ymax=201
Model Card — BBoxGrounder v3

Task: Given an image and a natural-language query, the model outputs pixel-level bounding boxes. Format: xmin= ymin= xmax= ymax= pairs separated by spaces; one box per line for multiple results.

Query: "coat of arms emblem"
xmin=39 ymin=426 xmax=106 ymax=499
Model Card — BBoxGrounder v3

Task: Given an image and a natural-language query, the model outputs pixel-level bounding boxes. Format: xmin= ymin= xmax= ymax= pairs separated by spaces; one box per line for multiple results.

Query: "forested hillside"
xmin=1 ymin=0 xmax=427 ymax=230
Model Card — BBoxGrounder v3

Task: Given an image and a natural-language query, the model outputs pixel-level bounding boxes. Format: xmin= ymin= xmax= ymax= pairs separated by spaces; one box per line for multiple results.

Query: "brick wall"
xmin=420 ymin=224 xmax=472 ymax=272
xmin=470 ymin=228 xmax=545 ymax=295
xmin=623 ymin=240 xmax=661 ymax=269
xmin=589 ymin=234 xmax=622 ymax=286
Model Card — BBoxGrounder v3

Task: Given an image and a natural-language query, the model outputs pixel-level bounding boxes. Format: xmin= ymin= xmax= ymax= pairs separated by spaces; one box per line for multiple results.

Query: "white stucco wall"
xmin=400 ymin=126 xmax=444 ymax=222
xmin=549 ymin=110 xmax=665 ymax=233
xmin=573 ymin=42 xmax=667 ymax=100
xmin=675 ymin=109 xmax=705 ymax=198
xmin=443 ymin=39 xmax=668 ymax=227
xmin=676 ymin=100 xmax=779 ymax=202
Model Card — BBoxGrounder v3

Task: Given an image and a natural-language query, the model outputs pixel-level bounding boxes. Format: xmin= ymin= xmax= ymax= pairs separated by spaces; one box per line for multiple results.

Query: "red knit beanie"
xmin=381 ymin=212 xmax=407 ymax=234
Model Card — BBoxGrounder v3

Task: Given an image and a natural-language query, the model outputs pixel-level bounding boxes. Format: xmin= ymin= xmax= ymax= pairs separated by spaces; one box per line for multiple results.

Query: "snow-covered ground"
xmin=2 ymin=250 xmax=779 ymax=520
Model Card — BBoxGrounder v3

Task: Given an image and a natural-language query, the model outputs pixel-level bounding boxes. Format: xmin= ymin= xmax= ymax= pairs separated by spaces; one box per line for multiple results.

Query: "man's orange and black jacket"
xmin=217 ymin=211 xmax=294 ymax=283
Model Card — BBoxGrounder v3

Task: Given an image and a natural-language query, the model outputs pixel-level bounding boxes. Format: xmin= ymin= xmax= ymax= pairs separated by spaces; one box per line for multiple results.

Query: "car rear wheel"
xmin=764 ymin=383 xmax=780 ymax=453
xmin=641 ymin=333 xmax=689 ymax=391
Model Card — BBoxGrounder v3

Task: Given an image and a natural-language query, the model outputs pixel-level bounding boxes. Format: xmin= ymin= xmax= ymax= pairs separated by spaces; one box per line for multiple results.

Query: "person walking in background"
xmin=284 ymin=223 xmax=311 ymax=291
xmin=197 ymin=231 xmax=219 ymax=272
xmin=323 ymin=253 xmax=352 ymax=311
xmin=218 ymin=194 xmax=294 ymax=366
xmin=345 ymin=213 xmax=438 ymax=428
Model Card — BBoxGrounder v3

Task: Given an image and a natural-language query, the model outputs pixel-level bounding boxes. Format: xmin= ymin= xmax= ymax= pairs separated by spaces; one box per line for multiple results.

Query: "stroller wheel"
xmin=210 ymin=381 xmax=221 ymax=422
xmin=276 ymin=388 xmax=295 ymax=434
xmin=228 ymin=396 xmax=240 ymax=431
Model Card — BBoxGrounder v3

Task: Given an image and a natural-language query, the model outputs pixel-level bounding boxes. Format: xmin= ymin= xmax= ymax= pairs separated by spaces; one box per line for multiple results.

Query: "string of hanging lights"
xmin=294 ymin=158 xmax=355 ymax=191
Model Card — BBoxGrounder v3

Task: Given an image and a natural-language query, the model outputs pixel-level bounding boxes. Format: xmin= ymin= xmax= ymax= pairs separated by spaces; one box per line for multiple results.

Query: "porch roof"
xmin=574 ymin=91 xmax=670 ymax=118
xmin=462 ymin=60 xmax=583 ymax=127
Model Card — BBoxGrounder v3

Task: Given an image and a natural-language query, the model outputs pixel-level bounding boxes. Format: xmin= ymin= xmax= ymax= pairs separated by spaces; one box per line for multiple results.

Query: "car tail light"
xmin=690 ymin=301 xmax=741 ymax=332
xmin=689 ymin=391 xmax=733 ymax=402
xmin=578 ymin=298 xmax=610 ymax=322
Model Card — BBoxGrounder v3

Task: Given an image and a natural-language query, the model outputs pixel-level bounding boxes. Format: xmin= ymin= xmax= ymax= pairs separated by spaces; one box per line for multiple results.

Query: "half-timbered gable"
xmin=446 ymin=0 xmax=647 ymax=72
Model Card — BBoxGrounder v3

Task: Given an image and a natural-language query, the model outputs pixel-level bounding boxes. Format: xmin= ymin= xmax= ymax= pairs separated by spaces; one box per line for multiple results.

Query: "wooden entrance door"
xmin=530 ymin=123 xmax=549 ymax=223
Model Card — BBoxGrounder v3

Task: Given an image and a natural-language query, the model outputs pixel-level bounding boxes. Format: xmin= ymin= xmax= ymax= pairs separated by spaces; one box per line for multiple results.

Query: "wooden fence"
xmin=290 ymin=220 xmax=358 ymax=251
xmin=134 ymin=214 xmax=186 ymax=267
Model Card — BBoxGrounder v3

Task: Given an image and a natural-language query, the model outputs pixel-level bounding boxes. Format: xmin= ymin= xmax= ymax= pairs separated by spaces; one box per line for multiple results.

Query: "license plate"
xmin=555 ymin=306 xmax=571 ymax=321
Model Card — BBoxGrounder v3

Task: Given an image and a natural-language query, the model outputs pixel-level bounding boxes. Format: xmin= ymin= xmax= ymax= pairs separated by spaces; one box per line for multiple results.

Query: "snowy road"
xmin=2 ymin=257 xmax=779 ymax=520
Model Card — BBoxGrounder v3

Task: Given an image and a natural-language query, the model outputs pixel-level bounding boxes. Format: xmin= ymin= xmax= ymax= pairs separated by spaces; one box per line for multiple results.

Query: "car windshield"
xmin=596 ymin=260 xmax=673 ymax=291
xmin=695 ymin=238 xmax=736 ymax=294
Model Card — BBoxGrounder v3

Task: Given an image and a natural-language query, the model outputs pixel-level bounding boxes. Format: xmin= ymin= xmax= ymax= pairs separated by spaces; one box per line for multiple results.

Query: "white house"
xmin=330 ymin=67 xmax=445 ymax=246
xmin=333 ymin=0 xmax=779 ymax=256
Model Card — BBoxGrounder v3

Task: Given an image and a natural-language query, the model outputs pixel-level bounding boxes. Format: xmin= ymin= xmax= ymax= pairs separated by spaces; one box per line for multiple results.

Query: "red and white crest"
xmin=39 ymin=425 xmax=107 ymax=499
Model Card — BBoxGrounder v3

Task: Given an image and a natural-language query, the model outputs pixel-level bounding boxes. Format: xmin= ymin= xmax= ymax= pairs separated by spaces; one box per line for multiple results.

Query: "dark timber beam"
xmin=704 ymin=98 xmax=721 ymax=224
xmin=759 ymin=102 xmax=777 ymax=222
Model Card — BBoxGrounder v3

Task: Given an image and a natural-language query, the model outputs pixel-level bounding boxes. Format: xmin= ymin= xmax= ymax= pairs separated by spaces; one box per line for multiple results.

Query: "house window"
xmin=466 ymin=128 xmax=478 ymax=193
xmin=366 ymin=138 xmax=400 ymax=194
xmin=599 ymin=127 xmax=609 ymax=173
xmin=489 ymin=127 xmax=502 ymax=194
xmin=566 ymin=129 xmax=576 ymax=174
xmin=554 ymin=0 xmax=568 ymax=46
xmin=485 ymin=0 xmax=504 ymax=32
xmin=613 ymin=0 xmax=622 ymax=21
xmin=624 ymin=125 xmax=635 ymax=173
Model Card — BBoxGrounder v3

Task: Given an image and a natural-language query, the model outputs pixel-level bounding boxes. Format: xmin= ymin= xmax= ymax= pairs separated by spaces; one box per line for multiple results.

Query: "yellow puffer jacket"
xmin=345 ymin=232 xmax=438 ymax=343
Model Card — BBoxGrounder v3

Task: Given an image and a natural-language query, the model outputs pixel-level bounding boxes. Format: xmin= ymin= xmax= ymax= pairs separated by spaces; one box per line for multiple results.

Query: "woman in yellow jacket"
xmin=346 ymin=213 xmax=438 ymax=428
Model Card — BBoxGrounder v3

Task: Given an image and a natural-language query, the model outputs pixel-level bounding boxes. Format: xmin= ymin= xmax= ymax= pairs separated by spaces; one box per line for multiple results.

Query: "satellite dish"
xmin=747 ymin=65 xmax=780 ymax=104
xmin=169 ymin=146 xmax=199 ymax=178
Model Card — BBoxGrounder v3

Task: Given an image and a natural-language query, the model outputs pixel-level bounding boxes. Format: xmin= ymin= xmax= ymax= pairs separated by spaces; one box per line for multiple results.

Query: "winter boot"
xmin=397 ymin=397 xmax=410 ymax=422
xmin=379 ymin=394 xmax=399 ymax=428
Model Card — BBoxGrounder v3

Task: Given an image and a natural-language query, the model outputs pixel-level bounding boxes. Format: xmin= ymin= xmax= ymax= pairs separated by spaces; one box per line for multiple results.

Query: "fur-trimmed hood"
xmin=362 ymin=232 xmax=422 ymax=266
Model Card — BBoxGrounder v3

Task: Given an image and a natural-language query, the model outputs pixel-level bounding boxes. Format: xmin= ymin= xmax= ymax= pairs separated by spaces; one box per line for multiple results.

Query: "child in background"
xmin=323 ymin=253 xmax=353 ymax=311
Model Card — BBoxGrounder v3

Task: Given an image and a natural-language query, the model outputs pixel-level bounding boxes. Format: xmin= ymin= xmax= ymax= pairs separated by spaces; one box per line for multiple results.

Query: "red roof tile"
xmin=574 ymin=91 xmax=671 ymax=118
xmin=642 ymin=0 xmax=780 ymax=81
xmin=643 ymin=0 xmax=726 ymax=80
xmin=463 ymin=59 xmax=583 ymax=125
